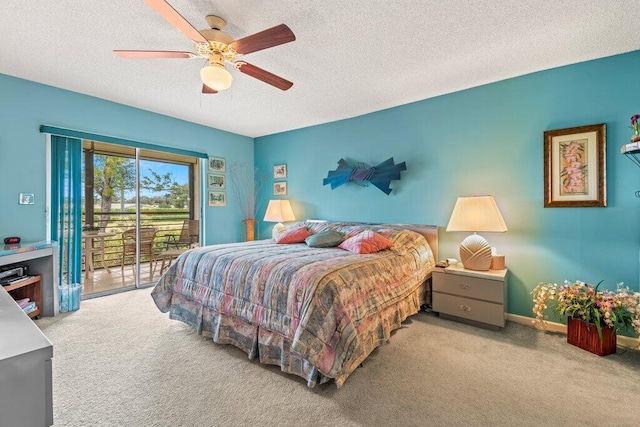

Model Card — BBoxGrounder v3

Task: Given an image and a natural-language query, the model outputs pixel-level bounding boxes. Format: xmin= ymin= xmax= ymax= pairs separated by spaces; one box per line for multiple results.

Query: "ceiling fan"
xmin=114 ymin=0 xmax=296 ymax=93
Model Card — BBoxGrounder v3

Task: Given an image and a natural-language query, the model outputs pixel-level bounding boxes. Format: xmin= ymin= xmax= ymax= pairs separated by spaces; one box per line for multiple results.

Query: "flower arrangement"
xmin=630 ymin=114 xmax=640 ymax=140
xmin=532 ymin=280 xmax=640 ymax=340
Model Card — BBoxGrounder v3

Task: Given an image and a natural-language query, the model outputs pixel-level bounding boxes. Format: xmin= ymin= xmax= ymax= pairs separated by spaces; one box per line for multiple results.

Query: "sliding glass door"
xmin=52 ymin=138 xmax=201 ymax=297
xmin=81 ymin=140 xmax=200 ymax=295
xmin=82 ymin=142 xmax=140 ymax=294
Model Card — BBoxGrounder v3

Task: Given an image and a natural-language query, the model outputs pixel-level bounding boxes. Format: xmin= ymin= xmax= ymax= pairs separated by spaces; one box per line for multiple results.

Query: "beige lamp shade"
xmin=446 ymin=196 xmax=507 ymax=271
xmin=263 ymin=199 xmax=295 ymax=223
xmin=446 ymin=196 xmax=507 ymax=233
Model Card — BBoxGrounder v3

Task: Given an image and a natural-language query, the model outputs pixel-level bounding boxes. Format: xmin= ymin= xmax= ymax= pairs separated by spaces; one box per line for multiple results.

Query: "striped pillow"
xmin=275 ymin=226 xmax=312 ymax=244
xmin=338 ymin=230 xmax=393 ymax=254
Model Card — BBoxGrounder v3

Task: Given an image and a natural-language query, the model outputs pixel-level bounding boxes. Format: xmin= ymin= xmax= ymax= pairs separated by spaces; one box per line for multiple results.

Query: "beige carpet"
xmin=36 ymin=288 xmax=640 ymax=427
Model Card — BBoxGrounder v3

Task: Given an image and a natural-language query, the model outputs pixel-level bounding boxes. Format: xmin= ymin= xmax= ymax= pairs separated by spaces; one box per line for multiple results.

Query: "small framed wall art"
xmin=208 ymin=191 xmax=226 ymax=207
xmin=274 ymin=164 xmax=287 ymax=179
xmin=274 ymin=182 xmax=287 ymax=196
xmin=543 ymin=123 xmax=606 ymax=207
xmin=208 ymin=157 xmax=226 ymax=173
xmin=208 ymin=173 xmax=225 ymax=189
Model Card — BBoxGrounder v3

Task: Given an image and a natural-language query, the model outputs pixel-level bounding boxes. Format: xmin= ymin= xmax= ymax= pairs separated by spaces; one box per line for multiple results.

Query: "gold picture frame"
xmin=543 ymin=123 xmax=606 ymax=208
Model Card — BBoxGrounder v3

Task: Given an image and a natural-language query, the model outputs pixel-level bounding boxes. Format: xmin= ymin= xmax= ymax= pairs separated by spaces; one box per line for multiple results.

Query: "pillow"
xmin=305 ymin=221 xmax=333 ymax=234
xmin=338 ymin=230 xmax=394 ymax=254
xmin=305 ymin=230 xmax=344 ymax=248
xmin=273 ymin=222 xmax=305 ymax=240
xmin=339 ymin=225 xmax=367 ymax=238
xmin=374 ymin=228 xmax=396 ymax=238
xmin=275 ymin=226 xmax=312 ymax=244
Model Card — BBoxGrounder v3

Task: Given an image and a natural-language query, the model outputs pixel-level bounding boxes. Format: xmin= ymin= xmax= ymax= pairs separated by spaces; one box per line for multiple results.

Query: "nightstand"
xmin=432 ymin=265 xmax=507 ymax=330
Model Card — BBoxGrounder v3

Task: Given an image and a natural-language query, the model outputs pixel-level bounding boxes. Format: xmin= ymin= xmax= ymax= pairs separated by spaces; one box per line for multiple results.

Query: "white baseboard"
xmin=507 ymin=313 xmax=640 ymax=350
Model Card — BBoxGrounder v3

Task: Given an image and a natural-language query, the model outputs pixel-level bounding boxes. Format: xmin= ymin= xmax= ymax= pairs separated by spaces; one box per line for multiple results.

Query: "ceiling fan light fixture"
xmin=200 ymin=64 xmax=233 ymax=91
xmin=115 ymin=3 xmax=295 ymax=93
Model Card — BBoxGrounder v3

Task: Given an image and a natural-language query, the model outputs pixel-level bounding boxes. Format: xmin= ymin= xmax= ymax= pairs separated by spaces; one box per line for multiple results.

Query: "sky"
xmin=137 ymin=160 xmax=188 ymax=198
xmin=85 ymin=152 xmax=190 ymax=199
xmin=140 ymin=160 xmax=189 ymax=196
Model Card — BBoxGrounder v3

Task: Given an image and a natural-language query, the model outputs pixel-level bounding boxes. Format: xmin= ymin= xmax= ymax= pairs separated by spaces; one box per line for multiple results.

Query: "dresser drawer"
xmin=433 ymin=272 xmax=503 ymax=303
xmin=432 ymin=293 xmax=505 ymax=327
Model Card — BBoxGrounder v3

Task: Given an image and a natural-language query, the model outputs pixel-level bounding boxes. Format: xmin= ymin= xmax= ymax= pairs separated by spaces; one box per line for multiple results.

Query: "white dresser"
xmin=432 ymin=265 xmax=507 ymax=330
xmin=0 ymin=287 xmax=53 ymax=426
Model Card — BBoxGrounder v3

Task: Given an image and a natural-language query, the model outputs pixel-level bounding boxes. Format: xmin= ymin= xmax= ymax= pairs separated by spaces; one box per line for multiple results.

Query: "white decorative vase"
xmin=459 ymin=234 xmax=492 ymax=271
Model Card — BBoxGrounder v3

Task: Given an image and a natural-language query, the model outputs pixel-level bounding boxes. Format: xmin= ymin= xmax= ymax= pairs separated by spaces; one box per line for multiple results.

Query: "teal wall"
xmin=0 ymin=74 xmax=253 ymax=245
xmin=2 ymin=51 xmax=639 ymax=319
xmin=255 ymin=51 xmax=640 ymax=318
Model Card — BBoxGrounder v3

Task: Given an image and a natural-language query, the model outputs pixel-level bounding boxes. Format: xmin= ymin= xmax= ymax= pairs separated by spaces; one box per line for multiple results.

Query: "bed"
xmin=151 ymin=221 xmax=437 ymax=387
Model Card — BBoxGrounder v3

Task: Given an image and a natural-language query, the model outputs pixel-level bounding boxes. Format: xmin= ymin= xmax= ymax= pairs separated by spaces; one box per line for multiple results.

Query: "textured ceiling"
xmin=1 ymin=1 xmax=639 ymax=138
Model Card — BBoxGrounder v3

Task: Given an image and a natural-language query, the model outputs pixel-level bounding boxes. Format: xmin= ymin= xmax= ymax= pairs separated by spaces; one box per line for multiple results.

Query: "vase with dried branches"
xmin=229 ymin=161 xmax=267 ymax=241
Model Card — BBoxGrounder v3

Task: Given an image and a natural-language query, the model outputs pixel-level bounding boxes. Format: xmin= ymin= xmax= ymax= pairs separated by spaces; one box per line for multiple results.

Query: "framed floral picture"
xmin=208 ymin=191 xmax=226 ymax=207
xmin=208 ymin=157 xmax=225 ymax=173
xmin=274 ymin=164 xmax=287 ymax=179
xmin=208 ymin=173 xmax=225 ymax=189
xmin=543 ymin=123 xmax=606 ymax=207
xmin=273 ymin=182 xmax=287 ymax=196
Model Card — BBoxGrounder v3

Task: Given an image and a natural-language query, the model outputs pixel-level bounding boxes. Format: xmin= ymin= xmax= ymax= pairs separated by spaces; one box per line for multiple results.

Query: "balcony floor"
xmin=82 ymin=261 xmax=160 ymax=295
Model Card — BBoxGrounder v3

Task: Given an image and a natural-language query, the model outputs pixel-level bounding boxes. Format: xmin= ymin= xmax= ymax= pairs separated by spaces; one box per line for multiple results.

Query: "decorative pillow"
xmin=275 ymin=226 xmax=312 ymax=244
xmin=340 ymin=225 xmax=367 ymax=238
xmin=375 ymin=228 xmax=396 ymax=238
xmin=305 ymin=221 xmax=332 ymax=234
xmin=338 ymin=230 xmax=394 ymax=254
xmin=305 ymin=230 xmax=344 ymax=248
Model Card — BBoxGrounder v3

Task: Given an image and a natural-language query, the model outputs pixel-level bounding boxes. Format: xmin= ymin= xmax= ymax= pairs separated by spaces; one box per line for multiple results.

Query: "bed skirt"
xmin=162 ymin=277 xmax=431 ymax=387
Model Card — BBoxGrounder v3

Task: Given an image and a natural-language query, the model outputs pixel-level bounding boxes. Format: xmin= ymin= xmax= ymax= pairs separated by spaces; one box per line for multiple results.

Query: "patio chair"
xmin=166 ymin=219 xmax=199 ymax=250
xmin=120 ymin=226 xmax=158 ymax=276
xmin=157 ymin=220 xmax=199 ymax=275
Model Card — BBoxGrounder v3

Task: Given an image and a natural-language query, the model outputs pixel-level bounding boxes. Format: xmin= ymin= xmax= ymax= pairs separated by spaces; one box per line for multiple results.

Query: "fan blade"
xmin=236 ymin=62 xmax=293 ymax=91
xmin=114 ymin=50 xmax=196 ymax=59
xmin=202 ymin=84 xmax=218 ymax=94
xmin=143 ymin=0 xmax=208 ymax=43
xmin=230 ymin=24 xmax=295 ymax=55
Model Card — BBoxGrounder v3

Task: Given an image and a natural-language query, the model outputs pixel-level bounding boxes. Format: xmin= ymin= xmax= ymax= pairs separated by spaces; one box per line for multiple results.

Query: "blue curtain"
xmin=51 ymin=136 xmax=82 ymax=285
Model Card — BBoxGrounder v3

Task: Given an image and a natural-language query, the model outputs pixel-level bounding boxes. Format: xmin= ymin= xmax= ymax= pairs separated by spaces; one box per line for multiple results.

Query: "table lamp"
xmin=263 ymin=199 xmax=296 ymax=236
xmin=446 ymin=196 xmax=507 ymax=271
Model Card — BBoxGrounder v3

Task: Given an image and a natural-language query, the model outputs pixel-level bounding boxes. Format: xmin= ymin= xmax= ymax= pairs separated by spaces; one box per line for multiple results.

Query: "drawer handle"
xmin=459 ymin=304 xmax=471 ymax=312
xmin=459 ymin=283 xmax=471 ymax=290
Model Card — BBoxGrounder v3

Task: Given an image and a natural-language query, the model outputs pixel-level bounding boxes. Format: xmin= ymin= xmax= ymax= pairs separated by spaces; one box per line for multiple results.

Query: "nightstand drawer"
xmin=433 ymin=272 xmax=503 ymax=303
xmin=432 ymin=293 xmax=505 ymax=327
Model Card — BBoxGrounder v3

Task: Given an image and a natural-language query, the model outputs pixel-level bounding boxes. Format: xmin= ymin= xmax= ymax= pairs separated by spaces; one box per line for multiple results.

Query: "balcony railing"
xmin=82 ymin=210 xmax=194 ymax=270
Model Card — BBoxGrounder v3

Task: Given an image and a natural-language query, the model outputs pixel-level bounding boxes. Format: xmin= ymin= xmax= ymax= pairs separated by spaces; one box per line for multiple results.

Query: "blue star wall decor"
xmin=322 ymin=158 xmax=407 ymax=195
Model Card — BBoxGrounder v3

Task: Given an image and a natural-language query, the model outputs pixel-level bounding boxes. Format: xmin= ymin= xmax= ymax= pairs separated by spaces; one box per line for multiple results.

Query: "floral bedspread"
xmin=151 ymin=223 xmax=435 ymax=386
